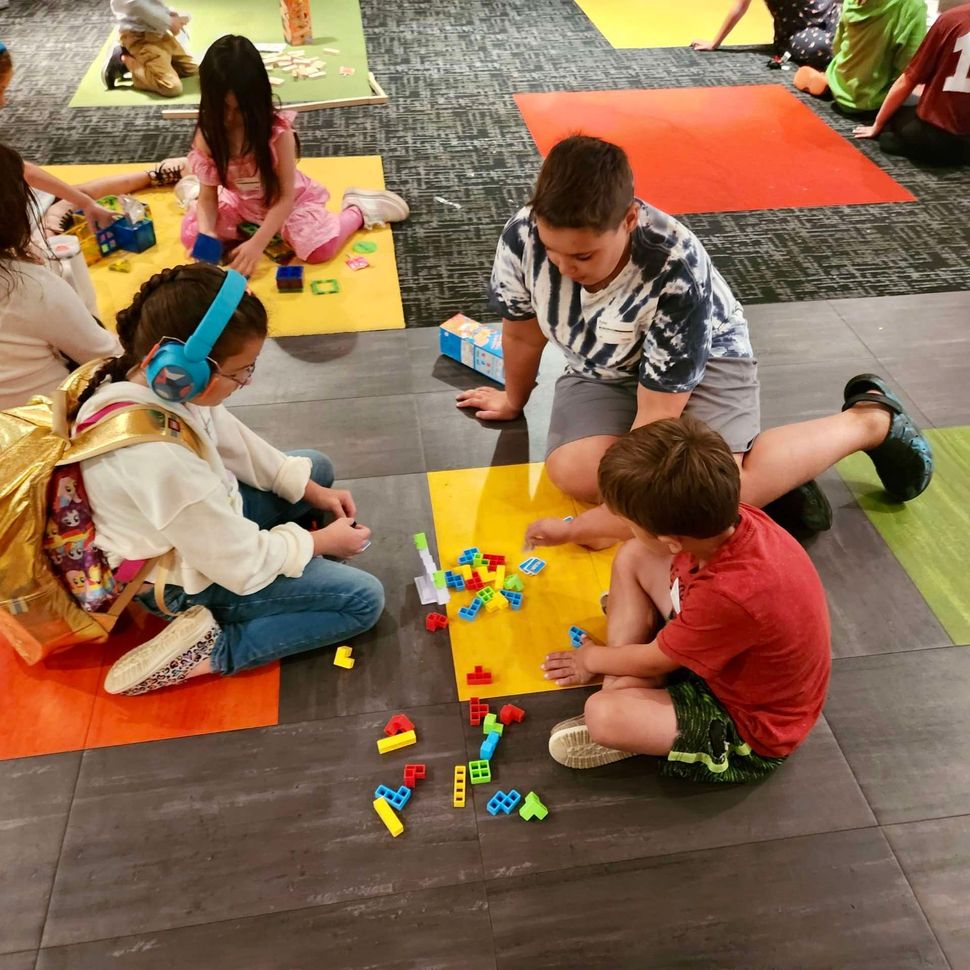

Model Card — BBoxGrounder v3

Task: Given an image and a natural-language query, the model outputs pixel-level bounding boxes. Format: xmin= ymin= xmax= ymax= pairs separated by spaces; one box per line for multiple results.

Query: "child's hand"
xmin=82 ymin=199 xmax=119 ymax=231
xmin=691 ymin=39 xmax=717 ymax=51
xmin=542 ymin=643 xmax=596 ymax=687
xmin=312 ymin=518 xmax=372 ymax=559
xmin=227 ymin=237 xmax=264 ymax=278
xmin=524 ymin=516 xmax=573 ymax=549
xmin=853 ymin=125 xmax=878 ymax=139
xmin=307 ymin=484 xmax=357 ymax=520
xmin=455 ymin=387 xmax=521 ymax=421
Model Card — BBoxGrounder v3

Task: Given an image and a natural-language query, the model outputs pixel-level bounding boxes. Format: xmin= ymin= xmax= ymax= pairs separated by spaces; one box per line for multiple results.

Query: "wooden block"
xmin=268 ymin=76 xmax=285 ymax=86
xmin=377 ymin=729 xmax=417 ymax=754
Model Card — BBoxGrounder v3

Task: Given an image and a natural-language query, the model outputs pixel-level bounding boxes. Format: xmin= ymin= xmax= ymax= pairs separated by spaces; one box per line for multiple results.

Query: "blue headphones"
xmin=144 ymin=269 xmax=249 ymax=402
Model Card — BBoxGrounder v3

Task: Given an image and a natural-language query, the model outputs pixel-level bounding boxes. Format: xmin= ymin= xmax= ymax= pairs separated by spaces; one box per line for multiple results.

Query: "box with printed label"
xmin=438 ymin=313 xmax=505 ymax=386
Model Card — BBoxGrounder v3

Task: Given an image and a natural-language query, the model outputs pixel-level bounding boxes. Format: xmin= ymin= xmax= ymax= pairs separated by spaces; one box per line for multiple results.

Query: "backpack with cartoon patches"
xmin=0 ymin=359 xmax=204 ymax=665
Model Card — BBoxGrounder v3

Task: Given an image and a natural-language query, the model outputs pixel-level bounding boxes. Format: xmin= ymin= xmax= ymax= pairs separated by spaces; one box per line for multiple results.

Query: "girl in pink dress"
xmin=180 ymin=34 xmax=408 ymax=278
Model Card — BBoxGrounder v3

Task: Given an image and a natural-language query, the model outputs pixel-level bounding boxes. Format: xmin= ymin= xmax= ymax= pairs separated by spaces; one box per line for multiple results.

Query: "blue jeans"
xmin=139 ymin=450 xmax=385 ymax=675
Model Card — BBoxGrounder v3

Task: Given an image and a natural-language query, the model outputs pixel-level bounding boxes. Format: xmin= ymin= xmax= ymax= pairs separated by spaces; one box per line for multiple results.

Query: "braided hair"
xmin=74 ymin=262 xmax=268 ymax=413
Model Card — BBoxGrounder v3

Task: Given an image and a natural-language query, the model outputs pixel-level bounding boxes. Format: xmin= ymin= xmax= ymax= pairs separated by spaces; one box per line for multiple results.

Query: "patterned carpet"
xmin=2 ymin=0 xmax=968 ymax=327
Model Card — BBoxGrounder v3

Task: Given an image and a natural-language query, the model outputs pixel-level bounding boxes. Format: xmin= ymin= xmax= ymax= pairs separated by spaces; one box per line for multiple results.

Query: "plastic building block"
xmin=468 ymin=760 xmax=492 ymax=784
xmin=310 ymin=278 xmax=340 ymax=295
xmin=493 ymin=565 xmax=506 ymax=588
xmin=373 ymin=796 xmax=403 ymax=837
xmin=488 ymin=594 xmax=509 ymax=613
xmin=458 ymin=604 xmax=480 ymax=621
xmin=503 ymin=574 xmax=524 ymax=592
xmin=481 ymin=713 xmax=504 ymax=736
xmin=425 ymin=612 xmax=449 ymax=632
xmin=500 ymin=589 xmax=523 ymax=610
xmin=444 ymin=570 xmax=465 ymax=591
xmin=456 ymin=547 xmax=480 ymax=566
xmin=483 ymin=554 xmax=506 ymax=567
xmin=111 ymin=216 xmax=155 ymax=253
xmin=466 ymin=665 xmax=492 ymax=686
xmin=458 ymin=565 xmax=473 ymax=580
xmin=413 ymin=532 xmax=428 ymax=551
xmin=568 ymin=626 xmax=588 ymax=649
xmin=472 ymin=552 xmax=486 ymax=567
xmin=333 ymin=645 xmax=355 ymax=669
xmin=403 ymin=763 xmax=426 ymax=788
xmin=375 ymin=783 xmax=412 ymax=811
xmin=519 ymin=790 xmax=549 ymax=821
xmin=191 ymin=232 xmax=223 ymax=264
xmin=464 ymin=572 xmax=485 ymax=592
xmin=276 ymin=265 xmax=304 ymax=291
xmin=469 ymin=697 xmax=489 ymax=726
xmin=486 ymin=789 xmax=522 ymax=816
xmin=433 ymin=570 xmax=447 ymax=589
xmin=384 ymin=714 xmax=415 ymax=736
xmin=108 ymin=258 xmax=131 ymax=273
xmin=520 ymin=557 xmax=547 ymax=576
xmin=480 ymin=731 xmax=501 ymax=761
xmin=453 ymin=765 xmax=467 ymax=807
xmin=352 ymin=240 xmax=377 ymax=254
xmin=377 ymin=729 xmax=417 ymax=754
xmin=476 ymin=586 xmax=495 ymax=604
xmin=499 ymin=704 xmax=526 ymax=725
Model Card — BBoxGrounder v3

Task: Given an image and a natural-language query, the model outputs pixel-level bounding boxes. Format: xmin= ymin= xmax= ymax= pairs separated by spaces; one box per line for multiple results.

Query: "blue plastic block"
xmin=275 ymin=265 xmax=304 ymax=291
xmin=191 ymin=232 xmax=223 ymax=264
xmin=486 ymin=789 xmax=522 ymax=816
xmin=456 ymin=547 xmax=481 ymax=566
xmin=95 ymin=225 xmax=118 ymax=255
xmin=445 ymin=571 xmax=466 ymax=591
xmin=112 ymin=217 xmax=156 ymax=254
xmin=500 ymin=589 xmax=523 ymax=610
xmin=519 ymin=557 xmax=547 ymax=576
xmin=458 ymin=598 xmax=482 ymax=622
xmin=480 ymin=730 xmax=501 ymax=761
xmin=569 ymin=625 xmax=588 ymax=648
xmin=375 ymin=784 xmax=412 ymax=811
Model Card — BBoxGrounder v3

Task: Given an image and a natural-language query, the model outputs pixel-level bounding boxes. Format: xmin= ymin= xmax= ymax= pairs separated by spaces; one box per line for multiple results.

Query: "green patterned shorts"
xmin=662 ymin=673 xmax=785 ymax=784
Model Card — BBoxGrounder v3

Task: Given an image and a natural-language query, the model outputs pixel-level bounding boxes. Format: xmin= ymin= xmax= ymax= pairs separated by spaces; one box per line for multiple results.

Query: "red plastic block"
xmin=403 ymin=763 xmax=427 ymax=787
xmin=384 ymin=713 xmax=416 ymax=737
xmin=499 ymin=703 xmax=526 ymax=725
xmin=465 ymin=573 xmax=485 ymax=592
xmin=425 ymin=612 xmax=449 ymax=632
xmin=469 ymin=697 xmax=490 ymax=726
xmin=466 ymin=665 xmax=493 ymax=686
xmin=483 ymin=554 xmax=506 ymax=567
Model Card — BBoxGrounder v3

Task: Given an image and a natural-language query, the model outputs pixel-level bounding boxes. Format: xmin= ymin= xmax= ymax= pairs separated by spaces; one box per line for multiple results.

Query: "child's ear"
xmin=657 ymin=535 xmax=683 ymax=555
xmin=623 ymin=203 xmax=639 ymax=232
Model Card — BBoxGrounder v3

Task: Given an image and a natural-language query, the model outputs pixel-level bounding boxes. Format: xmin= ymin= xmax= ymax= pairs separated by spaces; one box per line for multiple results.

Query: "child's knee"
xmin=305 ymin=238 xmax=341 ymax=264
xmin=306 ymin=450 xmax=335 ymax=488
xmin=545 ymin=449 xmax=599 ymax=504
xmin=352 ymin=572 xmax=385 ymax=630
xmin=157 ymin=77 xmax=184 ymax=97
xmin=584 ymin=691 xmax=615 ymax=743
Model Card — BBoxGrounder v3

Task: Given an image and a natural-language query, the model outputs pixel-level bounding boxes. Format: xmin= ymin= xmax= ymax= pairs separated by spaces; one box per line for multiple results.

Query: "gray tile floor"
xmin=2 ymin=290 xmax=969 ymax=968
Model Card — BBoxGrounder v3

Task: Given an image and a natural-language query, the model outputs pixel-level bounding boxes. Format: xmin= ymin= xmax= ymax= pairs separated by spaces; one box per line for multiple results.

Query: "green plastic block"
xmin=476 ymin=586 xmax=495 ymax=603
xmin=519 ymin=790 xmax=548 ymax=821
xmin=472 ymin=553 xmax=485 ymax=566
xmin=433 ymin=570 xmax=446 ymax=588
xmin=503 ymin=574 xmax=524 ymax=592
xmin=482 ymin=713 xmax=504 ymax=737
xmin=468 ymin=760 xmax=491 ymax=784
xmin=413 ymin=532 xmax=428 ymax=551
xmin=352 ymin=240 xmax=378 ymax=254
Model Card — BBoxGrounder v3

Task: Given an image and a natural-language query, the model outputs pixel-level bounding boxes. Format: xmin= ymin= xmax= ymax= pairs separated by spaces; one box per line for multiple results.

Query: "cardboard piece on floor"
xmin=428 ymin=462 xmax=615 ymax=701
xmin=43 ymin=157 xmax=404 ymax=338
xmin=838 ymin=427 xmax=970 ymax=645
xmin=575 ymin=0 xmax=775 ymax=49
xmin=515 ymin=86 xmax=916 ymax=215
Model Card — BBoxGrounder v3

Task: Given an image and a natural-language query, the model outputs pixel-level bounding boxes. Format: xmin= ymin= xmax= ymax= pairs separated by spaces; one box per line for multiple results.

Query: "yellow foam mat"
xmin=45 ymin=157 xmax=404 ymax=337
xmin=575 ymin=0 xmax=775 ymax=49
xmin=428 ymin=462 xmax=617 ymax=701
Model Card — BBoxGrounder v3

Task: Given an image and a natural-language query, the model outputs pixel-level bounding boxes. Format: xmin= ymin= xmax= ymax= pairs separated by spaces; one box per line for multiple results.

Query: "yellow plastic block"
xmin=493 ymin=593 xmax=510 ymax=611
xmin=459 ymin=565 xmax=473 ymax=581
xmin=494 ymin=565 xmax=506 ymax=588
xmin=484 ymin=597 xmax=501 ymax=614
xmin=453 ymin=764 xmax=467 ymax=808
xmin=373 ymin=797 xmax=404 ymax=837
xmin=377 ymin=729 xmax=417 ymax=754
xmin=333 ymin=645 xmax=355 ymax=669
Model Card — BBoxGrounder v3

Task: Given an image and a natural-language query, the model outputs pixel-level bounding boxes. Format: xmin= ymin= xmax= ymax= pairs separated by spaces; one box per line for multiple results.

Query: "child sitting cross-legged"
xmin=543 ymin=415 xmax=831 ymax=783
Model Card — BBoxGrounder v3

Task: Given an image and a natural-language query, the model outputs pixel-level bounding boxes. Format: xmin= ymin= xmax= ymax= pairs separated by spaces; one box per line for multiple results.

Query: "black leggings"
xmin=879 ymin=106 xmax=970 ymax=166
xmin=788 ymin=26 xmax=836 ymax=70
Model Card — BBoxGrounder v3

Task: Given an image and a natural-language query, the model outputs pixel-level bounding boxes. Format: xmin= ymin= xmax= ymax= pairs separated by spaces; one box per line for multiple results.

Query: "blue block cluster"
xmin=191 ymin=232 xmax=223 ymax=264
xmin=445 ymin=570 xmax=465 ymax=591
xmin=456 ymin=547 xmax=481 ymax=565
xmin=480 ymin=731 xmax=501 ymax=761
xmin=568 ymin=625 xmax=587 ymax=648
xmin=276 ymin=265 xmax=305 ymax=290
xmin=458 ymin=597 xmax=482 ymax=621
xmin=500 ymin=589 xmax=523 ymax=610
xmin=520 ymin=556 xmax=546 ymax=576
xmin=486 ymin=789 xmax=522 ymax=816
xmin=375 ymin=784 xmax=412 ymax=811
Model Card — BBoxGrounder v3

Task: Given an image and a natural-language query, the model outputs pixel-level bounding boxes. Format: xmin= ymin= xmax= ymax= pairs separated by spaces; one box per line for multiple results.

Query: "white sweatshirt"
xmin=110 ymin=0 xmax=175 ymax=34
xmin=76 ymin=381 xmax=314 ymax=596
xmin=0 ymin=260 xmax=121 ymax=411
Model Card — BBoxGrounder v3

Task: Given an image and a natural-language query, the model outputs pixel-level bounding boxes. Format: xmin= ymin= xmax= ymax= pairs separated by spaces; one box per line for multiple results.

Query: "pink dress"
xmin=180 ymin=111 xmax=340 ymax=262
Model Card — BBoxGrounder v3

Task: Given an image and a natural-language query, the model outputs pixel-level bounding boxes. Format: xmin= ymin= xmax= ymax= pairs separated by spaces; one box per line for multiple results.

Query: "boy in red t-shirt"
xmin=854 ymin=3 xmax=970 ymax=164
xmin=544 ymin=415 xmax=832 ymax=783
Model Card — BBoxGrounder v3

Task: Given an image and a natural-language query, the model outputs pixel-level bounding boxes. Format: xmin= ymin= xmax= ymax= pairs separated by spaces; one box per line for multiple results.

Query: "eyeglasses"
xmin=212 ymin=360 xmax=256 ymax=388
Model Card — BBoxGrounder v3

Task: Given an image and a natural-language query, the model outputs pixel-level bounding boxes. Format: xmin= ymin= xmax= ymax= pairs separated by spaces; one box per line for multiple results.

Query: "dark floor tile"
xmin=830 ymin=290 xmax=970 ymax=357
xmin=278 ymin=474 xmax=461 ymax=721
xmin=885 ymin=815 xmax=970 ymax=969
xmin=460 ymin=690 xmax=873 ymax=880
xmin=0 ymin=953 xmax=37 ymax=970
xmin=43 ymin=706 xmax=482 ymax=947
xmin=36 ymin=883 xmax=495 ymax=970
xmin=487 ymin=829 xmax=947 ymax=970
xmin=231 ymin=332 xmax=412 ymax=407
xmin=806 ymin=469 xmax=951 ymax=659
xmin=228 ymin=395 xmax=424 ymax=480
xmin=0 ymin=755 xmax=79 ymax=954
xmin=825 ymin=648 xmax=970 ymax=824
xmin=747 ymin=299 xmax=871 ymax=367
xmin=881 ymin=352 xmax=970 ymax=429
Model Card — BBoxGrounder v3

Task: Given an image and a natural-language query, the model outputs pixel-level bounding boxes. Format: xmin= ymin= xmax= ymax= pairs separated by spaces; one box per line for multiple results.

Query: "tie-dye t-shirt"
xmin=488 ymin=201 xmax=753 ymax=393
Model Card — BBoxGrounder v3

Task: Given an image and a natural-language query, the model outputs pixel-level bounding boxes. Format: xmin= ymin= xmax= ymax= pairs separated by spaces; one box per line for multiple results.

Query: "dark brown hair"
xmin=598 ymin=416 xmax=741 ymax=539
xmin=0 ymin=142 xmax=41 ymax=294
xmin=0 ymin=48 xmax=12 ymax=87
xmin=74 ymin=263 xmax=268 ymax=413
xmin=530 ymin=135 xmax=634 ymax=232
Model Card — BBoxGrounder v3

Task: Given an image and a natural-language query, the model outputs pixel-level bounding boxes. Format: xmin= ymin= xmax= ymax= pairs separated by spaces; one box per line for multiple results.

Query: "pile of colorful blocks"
xmin=442 ymin=547 xmax=543 ymax=622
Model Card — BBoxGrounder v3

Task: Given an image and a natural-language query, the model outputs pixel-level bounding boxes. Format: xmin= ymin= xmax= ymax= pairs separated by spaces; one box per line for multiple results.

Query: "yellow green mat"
xmin=837 ymin=427 xmax=970 ymax=645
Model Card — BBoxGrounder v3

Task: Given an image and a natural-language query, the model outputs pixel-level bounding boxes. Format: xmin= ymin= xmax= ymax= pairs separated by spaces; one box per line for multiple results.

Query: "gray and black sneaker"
xmin=763 ymin=479 xmax=833 ymax=536
xmin=149 ymin=157 xmax=189 ymax=188
xmin=101 ymin=45 xmax=128 ymax=90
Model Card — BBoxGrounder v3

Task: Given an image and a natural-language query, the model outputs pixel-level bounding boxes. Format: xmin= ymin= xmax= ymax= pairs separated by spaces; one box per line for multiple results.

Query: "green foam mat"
xmin=70 ymin=0 xmax=373 ymax=108
xmin=837 ymin=427 xmax=970 ymax=645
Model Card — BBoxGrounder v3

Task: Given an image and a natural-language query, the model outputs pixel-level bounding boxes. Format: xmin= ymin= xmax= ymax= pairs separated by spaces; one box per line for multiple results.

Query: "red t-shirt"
xmin=657 ymin=504 xmax=831 ymax=758
xmin=906 ymin=5 xmax=970 ymax=136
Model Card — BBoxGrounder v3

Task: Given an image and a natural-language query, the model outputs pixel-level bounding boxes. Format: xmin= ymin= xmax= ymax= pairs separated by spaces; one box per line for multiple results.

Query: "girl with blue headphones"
xmin=72 ymin=263 xmax=384 ymax=696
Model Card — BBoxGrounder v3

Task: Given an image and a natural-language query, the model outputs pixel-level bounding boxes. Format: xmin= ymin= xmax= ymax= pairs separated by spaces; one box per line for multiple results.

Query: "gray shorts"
xmin=545 ymin=356 xmax=761 ymax=457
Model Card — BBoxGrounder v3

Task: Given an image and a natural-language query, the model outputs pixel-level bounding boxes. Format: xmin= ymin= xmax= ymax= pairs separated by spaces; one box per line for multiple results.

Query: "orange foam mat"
xmin=515 ymin=86 xmax=916 ymax=215
xmin=0 ymin=608 xmax=279 ymax=761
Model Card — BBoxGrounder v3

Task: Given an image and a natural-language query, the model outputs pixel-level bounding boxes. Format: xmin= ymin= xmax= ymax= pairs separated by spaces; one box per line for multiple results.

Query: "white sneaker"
xmin=104 ymin=605 xmax=220 ymax=696
xmin=548 ymin=715 xmax=636 ymax=769
xmin=341 ymin=188 xmax=409 ymax=229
